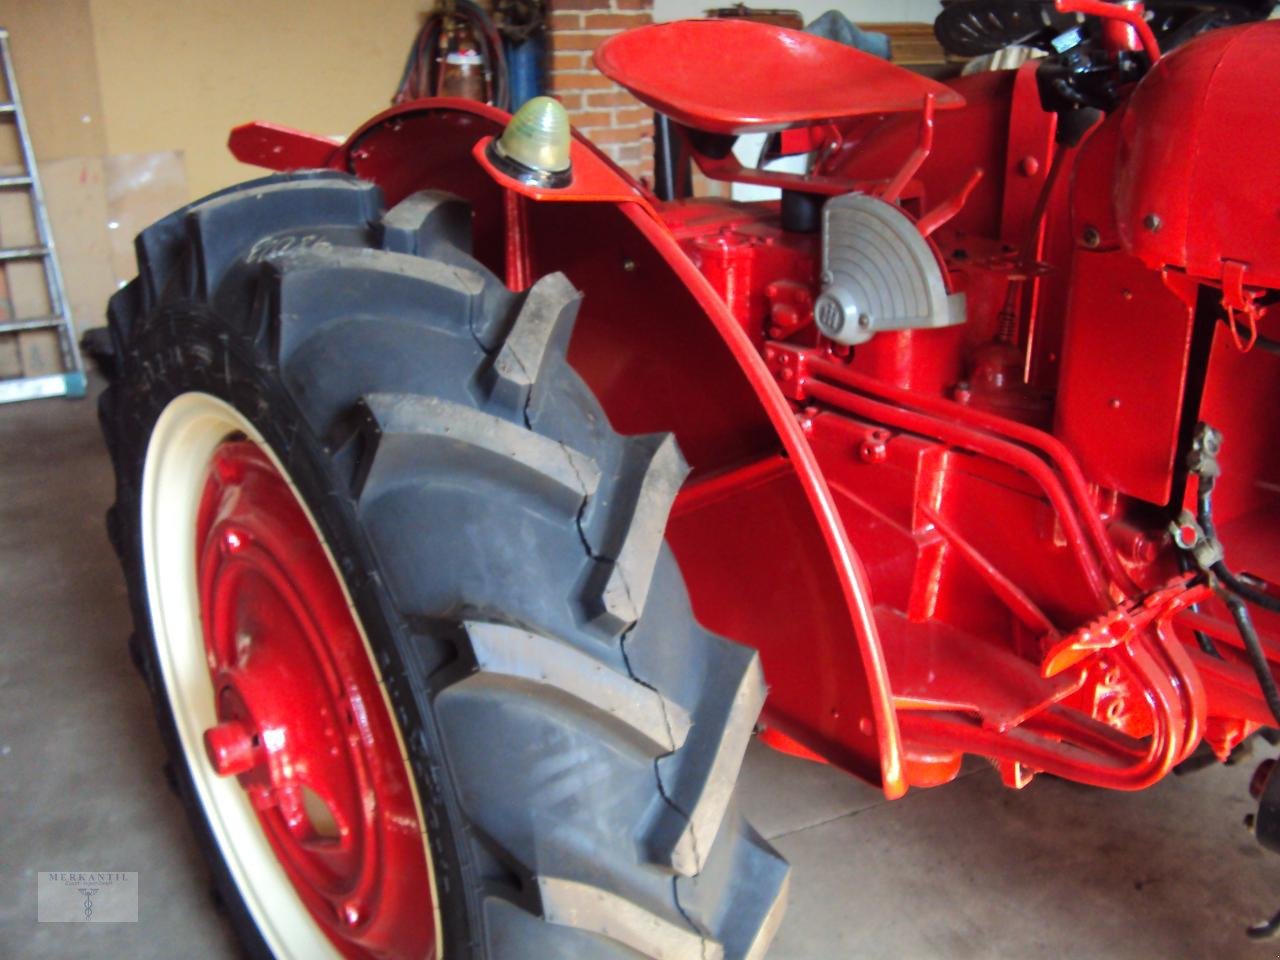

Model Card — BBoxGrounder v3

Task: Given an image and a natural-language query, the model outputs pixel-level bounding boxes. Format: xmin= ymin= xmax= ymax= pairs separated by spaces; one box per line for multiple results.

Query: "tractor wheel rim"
xmin=141 ymin=392 xmax=439 ymax=960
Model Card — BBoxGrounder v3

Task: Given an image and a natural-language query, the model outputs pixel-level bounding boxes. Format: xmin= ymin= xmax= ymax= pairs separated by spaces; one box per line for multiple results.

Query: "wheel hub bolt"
xmin=204 ymin=720 xmax=258 ymax=777
xmin=222 ymin=528 xmax=247 ymax=555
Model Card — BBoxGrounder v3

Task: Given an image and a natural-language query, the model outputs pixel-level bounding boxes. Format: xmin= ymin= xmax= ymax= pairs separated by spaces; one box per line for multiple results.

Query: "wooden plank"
xmin=877 ymin=22 xmax=963 ymax=68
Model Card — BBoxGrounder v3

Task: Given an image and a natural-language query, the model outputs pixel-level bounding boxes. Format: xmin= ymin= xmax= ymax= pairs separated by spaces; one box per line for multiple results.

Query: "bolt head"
xmin=221 ymin=528 xmax=246 ymax=554
xmin=859 ymin=439 xmax=887 ymax=463
xmin=203 ymin=720 xmax=258 ymax=777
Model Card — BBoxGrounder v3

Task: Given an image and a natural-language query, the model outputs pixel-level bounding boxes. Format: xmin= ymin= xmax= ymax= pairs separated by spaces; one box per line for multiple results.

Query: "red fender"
xmin=1114 ymin=21 xmax=1280 ymax=287
xmin=229 ymin=99 xmax=906 ymax=797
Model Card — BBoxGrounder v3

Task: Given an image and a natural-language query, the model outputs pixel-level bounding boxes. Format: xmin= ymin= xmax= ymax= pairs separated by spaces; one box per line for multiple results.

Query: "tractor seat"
xmin=594 ymin=20 xmax=965 ymax=136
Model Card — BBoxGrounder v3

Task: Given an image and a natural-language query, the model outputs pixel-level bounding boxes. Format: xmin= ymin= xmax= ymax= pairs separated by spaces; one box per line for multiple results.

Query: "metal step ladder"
xmin=0 ymin=27 xmax=85 ymax=404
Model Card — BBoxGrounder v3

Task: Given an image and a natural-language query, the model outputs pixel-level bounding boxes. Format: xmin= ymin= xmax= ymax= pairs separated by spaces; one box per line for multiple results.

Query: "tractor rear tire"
xmin=96 ymin=170 xmax=789 ymax=960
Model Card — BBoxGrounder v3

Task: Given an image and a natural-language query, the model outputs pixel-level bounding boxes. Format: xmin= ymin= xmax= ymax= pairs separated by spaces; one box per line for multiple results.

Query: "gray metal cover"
xmin=815 ymin=191 xmax=965 ymax=345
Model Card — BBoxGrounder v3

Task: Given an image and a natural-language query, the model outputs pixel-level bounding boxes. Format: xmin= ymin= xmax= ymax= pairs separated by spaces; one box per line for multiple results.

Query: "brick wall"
xmin=547 ymin=0 xmax=655 ymax=184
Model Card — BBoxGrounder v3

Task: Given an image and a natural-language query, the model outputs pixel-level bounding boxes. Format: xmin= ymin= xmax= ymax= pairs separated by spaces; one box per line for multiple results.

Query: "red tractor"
xmin=91 ymin=2 xmax=1280 ymax=957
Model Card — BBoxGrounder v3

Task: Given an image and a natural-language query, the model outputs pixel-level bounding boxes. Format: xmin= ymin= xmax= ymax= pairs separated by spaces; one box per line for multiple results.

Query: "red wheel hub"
xmin=196 ymin=440 xmax=436 ymax=959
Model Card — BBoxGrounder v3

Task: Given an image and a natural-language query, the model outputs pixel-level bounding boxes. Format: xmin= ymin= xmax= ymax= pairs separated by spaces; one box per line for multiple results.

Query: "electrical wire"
xmin=1177 ymin=548 xmax=1222 ymax=658
xmin=1213 ymin=562 xmax=1280 ymax=613
xmin=1223 ymin=587 xmax=1280 ymax=727
xmin=394 ymin=17 xmax=442 ymax=102
xmin=1192 ymin=466 xmax=1280 ymax=724
xmin=393 ymin=0 xmax=510 ymax=110
xmin=1198 ymin=474 xmax=1280 ymax=614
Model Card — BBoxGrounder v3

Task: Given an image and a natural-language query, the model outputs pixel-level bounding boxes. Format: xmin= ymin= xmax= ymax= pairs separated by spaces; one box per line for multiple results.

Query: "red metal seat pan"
xmin=594 ymin=20 xmax=965 ymax=135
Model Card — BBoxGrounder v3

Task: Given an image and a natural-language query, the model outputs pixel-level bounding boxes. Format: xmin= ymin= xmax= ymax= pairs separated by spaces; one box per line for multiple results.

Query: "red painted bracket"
xmin=228 ymin=121 xmax=340 ymax=171
xmin=471 ymin=135 xmax=658 ymax=218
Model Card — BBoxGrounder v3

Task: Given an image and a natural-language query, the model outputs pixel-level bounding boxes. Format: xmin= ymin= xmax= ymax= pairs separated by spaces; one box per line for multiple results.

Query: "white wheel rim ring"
xmin=141 ymin=391 xmax=440 ymax=958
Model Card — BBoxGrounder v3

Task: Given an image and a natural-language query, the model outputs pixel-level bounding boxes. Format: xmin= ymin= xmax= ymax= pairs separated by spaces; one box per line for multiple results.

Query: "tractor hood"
xmin=1114 ymin=20 xmax=1280 ymax=288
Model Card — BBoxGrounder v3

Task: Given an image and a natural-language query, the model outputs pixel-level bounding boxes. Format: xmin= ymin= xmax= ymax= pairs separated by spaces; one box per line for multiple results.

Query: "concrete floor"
xmin=4 ymin=378 xmax=1280 ymax=959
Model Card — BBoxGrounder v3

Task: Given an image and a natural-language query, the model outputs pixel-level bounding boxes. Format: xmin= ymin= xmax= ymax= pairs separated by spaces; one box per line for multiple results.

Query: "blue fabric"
xmin=805 ymin=10 xmax=892 ymax=61
xmin=506 ymin=32 xmax=547 ymax=112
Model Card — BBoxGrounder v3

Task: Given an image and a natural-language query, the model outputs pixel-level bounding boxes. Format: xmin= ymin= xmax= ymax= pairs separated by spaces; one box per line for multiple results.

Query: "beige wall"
xmin=0 ymin=0 xmax=107 ymax=162
xmin=88 ymin=0 xmax=428 ymax=198
xmin=1 ymin=0 xmax=429 ymax=198
xmin=0 ymin=0 xmax=431 ymax=356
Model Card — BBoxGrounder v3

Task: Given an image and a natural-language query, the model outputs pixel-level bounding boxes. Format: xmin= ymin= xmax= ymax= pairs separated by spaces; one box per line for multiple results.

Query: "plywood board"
xmin=0 ymin=344 xmax=19 ymax=379
xmin=0 ymin=215 xmax=14 ymax=379
xmin=44 ymin=155 xmax=117 ymax=334
xmin=0 ymin=169 xmax=49 ymax=377
xmin=0 ymin=154 xmax=116 ymax=377
xmin=104 ymin=151 xmax=187 ymax=284
xmin=15 ymin=328 xmax=61 ymax=378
